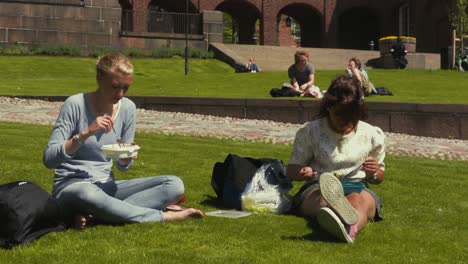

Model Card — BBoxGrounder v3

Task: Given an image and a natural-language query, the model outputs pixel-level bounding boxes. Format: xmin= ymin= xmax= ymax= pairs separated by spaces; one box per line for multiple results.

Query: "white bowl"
xmin=101 ymin=144 xmax=140 ymax=160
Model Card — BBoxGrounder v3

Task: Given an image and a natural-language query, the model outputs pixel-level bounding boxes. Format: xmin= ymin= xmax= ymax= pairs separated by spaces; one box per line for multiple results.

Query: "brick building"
xmin=0 ymin=0 xmax=459 ymax=53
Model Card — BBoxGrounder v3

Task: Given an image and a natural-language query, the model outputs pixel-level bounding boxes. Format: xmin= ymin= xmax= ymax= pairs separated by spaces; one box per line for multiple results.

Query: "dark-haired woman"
xmin=287 ymin=75 xmax=385 ymax=243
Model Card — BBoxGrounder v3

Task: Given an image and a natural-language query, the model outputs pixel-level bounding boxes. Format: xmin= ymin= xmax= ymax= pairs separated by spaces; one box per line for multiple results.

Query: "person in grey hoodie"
xmin=43 ymin=53 xmax=204 ymax=228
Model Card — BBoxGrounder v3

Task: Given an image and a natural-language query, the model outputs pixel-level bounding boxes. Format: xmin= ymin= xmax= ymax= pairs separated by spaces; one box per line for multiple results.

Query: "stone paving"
xmin=0 ymin=96 xmax=467 ymax=161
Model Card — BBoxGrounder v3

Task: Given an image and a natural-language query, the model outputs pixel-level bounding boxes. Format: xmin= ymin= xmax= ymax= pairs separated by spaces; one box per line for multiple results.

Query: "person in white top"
xmin=245 ymin=58 xmax=260 ymax=72
xmin=345 ymin=57 xmax=375 ymax=96
xmin=287 ymin=75 xmax=385 ymax=243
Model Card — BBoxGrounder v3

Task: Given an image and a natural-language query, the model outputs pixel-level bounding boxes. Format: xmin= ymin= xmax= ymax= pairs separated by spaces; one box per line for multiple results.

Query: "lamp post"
xmin=185 ymin=0 xmax=189 ymax=75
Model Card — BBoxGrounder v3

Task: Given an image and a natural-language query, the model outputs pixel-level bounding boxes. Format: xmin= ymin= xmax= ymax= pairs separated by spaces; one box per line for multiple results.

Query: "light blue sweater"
xmin=43 ymin=93 xmax=136 ymax=196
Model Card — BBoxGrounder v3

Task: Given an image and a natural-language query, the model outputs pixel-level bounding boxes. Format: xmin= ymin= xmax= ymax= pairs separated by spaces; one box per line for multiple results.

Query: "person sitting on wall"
xmin=390 ymin=37 xmax=408 ymax=69
xmin=283 ymin=50 xmax=322 ymax=98
xmin=245 ymin=58 xmax=260 ymax=73
xmin=345 ymin=57 xmax=376 ymax=96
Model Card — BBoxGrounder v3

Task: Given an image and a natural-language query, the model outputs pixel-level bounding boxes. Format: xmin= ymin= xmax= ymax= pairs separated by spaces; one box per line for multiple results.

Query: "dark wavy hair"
xmin=318 ymin=75 xmax=367 ymax=124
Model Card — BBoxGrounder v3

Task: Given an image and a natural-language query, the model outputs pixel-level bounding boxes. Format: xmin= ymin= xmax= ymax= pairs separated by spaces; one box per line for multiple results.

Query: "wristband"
xmin=72 ymin=134 xmax=84 ymax=145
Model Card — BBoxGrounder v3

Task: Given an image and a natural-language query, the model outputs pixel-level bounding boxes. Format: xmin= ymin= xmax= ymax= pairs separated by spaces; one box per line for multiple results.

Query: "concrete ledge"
xmin=211 ymin=43 xmax=441 ymax=71
xmin=120 ymin=31 xmax=204 ymax=41
xmin=4 ymin=95 xmax=468 ymax=139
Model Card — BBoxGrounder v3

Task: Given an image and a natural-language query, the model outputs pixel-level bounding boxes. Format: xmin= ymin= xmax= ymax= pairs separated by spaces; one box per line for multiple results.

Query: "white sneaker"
xmin=317 ymin=207 xmax=354 ymax=243
xmin=319 ymin=173 xmax=359 ymax=225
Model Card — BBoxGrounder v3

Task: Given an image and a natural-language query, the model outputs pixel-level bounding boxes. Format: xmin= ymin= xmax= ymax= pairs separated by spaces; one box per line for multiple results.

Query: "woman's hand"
xmin=287 ymin=164 xmax=316 ymax=181
xmin=299 ymin=166 xmax=317 ymax=181
xmin=87 ymin=115 xmax=114 ymax=136
xmin=117 ymin=157 xmax=135 ymax=166
xmin=363 ymin=157 xmax=380 ymax=178
xmin=117 ymin=141 xmax=137 ymax=166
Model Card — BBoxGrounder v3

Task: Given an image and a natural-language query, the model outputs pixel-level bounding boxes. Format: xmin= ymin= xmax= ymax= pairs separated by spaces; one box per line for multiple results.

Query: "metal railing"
xmin=0 ymin=0 xmax=83 ymax=6
xmin=122 ymin=10 xmax=202 ymax=35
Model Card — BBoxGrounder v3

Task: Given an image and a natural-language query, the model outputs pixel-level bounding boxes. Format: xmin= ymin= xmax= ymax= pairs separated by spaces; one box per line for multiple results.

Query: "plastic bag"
xmin=241 ymin=164 xmax=292 ymax=214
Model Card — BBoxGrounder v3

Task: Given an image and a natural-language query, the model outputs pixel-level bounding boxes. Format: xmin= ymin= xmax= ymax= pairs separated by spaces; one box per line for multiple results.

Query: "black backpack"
xmin=211 ymin=154 xmax=291 ymax=209
xmin=0 ymin=181 xmax=66 ymax=249
xmin=270 ymin=87 xmax=298 ymax=97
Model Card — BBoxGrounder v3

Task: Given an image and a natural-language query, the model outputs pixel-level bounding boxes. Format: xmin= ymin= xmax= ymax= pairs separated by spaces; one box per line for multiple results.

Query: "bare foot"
xmin=162 ymin=208 xmax=205 ymax=222
xmin=73 ymin=214 xmax=93 ymax=230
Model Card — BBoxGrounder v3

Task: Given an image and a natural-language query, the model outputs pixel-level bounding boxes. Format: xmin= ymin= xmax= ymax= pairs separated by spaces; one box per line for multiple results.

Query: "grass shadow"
xmin=200 ymin=194 xmax=224 ymax=208
xmin=282 ymin=218 xmax=340 ymax=243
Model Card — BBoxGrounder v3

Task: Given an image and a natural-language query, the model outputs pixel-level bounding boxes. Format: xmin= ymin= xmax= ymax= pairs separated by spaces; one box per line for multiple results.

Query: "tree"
xmin=449 ymin=0 xmax=468 ymax=55
xmin=223 ymin=13 xmax=238 ymax=44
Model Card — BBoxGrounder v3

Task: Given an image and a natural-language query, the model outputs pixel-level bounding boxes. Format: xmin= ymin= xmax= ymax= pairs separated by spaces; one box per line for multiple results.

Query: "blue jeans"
xmin=55 ymin=175 xmax=184 ymax=224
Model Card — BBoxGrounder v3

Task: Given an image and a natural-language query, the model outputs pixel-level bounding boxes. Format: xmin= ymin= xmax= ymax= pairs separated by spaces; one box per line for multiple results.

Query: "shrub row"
xmin=0 ymin=44 xmax=214 ymax=59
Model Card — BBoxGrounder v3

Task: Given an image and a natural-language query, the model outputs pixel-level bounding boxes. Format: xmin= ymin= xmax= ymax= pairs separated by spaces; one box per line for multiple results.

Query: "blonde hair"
xmin=294 ymin=50 xmax=310 ymax=64
xmin=96 ymin=52 xmax=134 ymax=77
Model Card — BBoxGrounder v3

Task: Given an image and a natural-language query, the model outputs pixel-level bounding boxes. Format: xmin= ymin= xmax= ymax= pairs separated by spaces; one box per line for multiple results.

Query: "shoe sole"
xmin=317 ymin=207 xmax=354 ymax=243
xmin=319 ymin=173 xmax=359 ymax=225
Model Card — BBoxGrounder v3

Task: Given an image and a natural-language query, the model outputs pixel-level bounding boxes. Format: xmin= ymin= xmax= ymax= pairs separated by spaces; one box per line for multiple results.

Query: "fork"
xmin=105 ymin=114 xmax=123 ymax=148
xmin=112 ymin=127 xmax=124 ymax=148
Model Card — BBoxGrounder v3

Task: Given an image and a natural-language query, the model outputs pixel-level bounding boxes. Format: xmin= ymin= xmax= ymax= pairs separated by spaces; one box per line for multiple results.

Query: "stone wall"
xmin=0 ymin=1 xmax=219 ymax=50
xmin=129 ymin=97 xmax=468 ymax=140
xmin=13 ymin=95 xmax=468 ymax=140
xmin=0 ymin=0 xmax=121 ymax=49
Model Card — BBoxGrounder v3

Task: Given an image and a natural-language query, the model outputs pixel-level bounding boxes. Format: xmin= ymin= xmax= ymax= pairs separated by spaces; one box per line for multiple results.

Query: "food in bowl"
xmin=101 ymin=143 xmax=140 ymax=160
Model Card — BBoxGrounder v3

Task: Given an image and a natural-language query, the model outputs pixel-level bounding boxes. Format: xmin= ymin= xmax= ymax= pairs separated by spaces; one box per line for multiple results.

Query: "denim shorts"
xmin=290 ymin=180 xmax=383 ymax=222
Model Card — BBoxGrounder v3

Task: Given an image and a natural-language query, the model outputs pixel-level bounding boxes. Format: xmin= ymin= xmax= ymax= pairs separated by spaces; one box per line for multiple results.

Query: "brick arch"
xmin=273 ymin=0 xmax=324 ymax=15
xmin=260 ymin=0 xmax=325 ymax=46
xmin=215 ymin=0 xmax=262 ymax=44
xmin=337 ymin=6 xmax=380 ymax=50
xmin=277 ymin=2 xmax=323 ymax=47
xmin=200 ymin=0 xmax=261 ymax=12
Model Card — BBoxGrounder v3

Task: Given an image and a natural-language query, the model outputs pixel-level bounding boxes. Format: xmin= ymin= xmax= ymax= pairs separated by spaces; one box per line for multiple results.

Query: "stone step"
xmin=210 ymin=43 xmax=440 ymax=70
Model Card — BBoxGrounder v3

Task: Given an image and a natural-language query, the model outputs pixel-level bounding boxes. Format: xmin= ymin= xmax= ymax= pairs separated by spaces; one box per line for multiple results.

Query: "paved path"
xmin=0 ymin=97 xmax=467 ymax=161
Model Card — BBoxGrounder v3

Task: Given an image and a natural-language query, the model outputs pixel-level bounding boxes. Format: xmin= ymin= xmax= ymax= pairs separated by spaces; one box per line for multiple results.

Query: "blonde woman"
xmin=43 ymin=53 xmax=204 ymax=228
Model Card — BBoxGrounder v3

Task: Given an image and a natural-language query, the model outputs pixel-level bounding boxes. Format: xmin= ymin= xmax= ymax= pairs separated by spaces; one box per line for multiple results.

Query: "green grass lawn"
xmin=1 ymin=56 xmax=467 ymax=104
xmin=0 ymin=122 xmax=466 ymax=263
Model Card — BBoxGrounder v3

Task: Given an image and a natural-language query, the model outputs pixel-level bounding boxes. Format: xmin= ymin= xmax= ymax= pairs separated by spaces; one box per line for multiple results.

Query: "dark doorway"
xmin=216 ymin=0 xmax=261 ymax=45
xmin=339 ymin=7 xmax=380 ymax=50
xmin=278 ymin=4 xmax=322 ymax=47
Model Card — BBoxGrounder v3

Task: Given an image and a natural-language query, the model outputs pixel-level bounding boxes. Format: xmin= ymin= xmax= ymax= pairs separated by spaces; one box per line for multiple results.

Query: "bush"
xmin=0 ymin=45 xmax=33 ymax=55
xmin=32 ymin=44 xmax=83 ymax=56
xmin=150 ymin=47 xmax=183 ymax=58
xmin=120 ymin=48 xmax=149 ymax=57
xmin=189 ymin=48 xmax=214 ymax=59
xmin=88 ymin=47 xmax=120 ymax=58
xmin=0 ymin=44 xmax=214 ymax=59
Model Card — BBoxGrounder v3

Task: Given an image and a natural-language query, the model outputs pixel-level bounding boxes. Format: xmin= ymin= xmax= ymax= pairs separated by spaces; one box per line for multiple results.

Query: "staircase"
xmin=210 ymin=43 xmax=440 ymax=71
